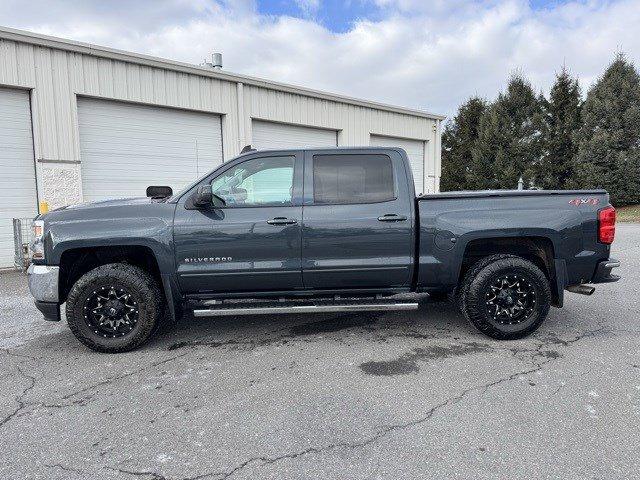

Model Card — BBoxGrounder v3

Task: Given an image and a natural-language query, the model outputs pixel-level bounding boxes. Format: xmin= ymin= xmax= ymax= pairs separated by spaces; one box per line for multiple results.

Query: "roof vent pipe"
xmin=200 ymin=53 xmax=223 ymax=70
xmin=211 ymin=53 xmax=222 ymax=69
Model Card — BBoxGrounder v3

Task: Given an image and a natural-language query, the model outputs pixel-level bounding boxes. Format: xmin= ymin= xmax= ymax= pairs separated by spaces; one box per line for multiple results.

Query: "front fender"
xmin=45 ymin=208 xmax=176 ymax=274
xmin=43 ymin=206 xmax=181 ymax=321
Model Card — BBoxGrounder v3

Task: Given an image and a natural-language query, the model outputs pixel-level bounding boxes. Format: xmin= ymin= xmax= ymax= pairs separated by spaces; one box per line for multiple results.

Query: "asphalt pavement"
xmin=1 ymin=224 xmax=639 ymax=479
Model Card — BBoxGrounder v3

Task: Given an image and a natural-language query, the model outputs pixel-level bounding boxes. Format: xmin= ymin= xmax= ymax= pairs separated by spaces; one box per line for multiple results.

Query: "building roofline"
xmin=0 ymin=25 xmax=446 ymax=121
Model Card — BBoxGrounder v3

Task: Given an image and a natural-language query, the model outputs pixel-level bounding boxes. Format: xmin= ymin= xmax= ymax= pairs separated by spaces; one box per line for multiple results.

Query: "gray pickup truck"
xmin=27 ymin=147 xmax=620 ymax=352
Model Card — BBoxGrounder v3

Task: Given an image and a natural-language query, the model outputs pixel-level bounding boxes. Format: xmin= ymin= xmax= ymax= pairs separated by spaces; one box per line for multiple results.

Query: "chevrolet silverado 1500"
xmin=27 ymin=147 xmax=620 ymax=352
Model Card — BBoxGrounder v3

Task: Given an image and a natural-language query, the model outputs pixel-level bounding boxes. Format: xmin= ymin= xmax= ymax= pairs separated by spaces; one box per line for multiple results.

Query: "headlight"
xmin=31 ymin=220 xmax=45 ymax=260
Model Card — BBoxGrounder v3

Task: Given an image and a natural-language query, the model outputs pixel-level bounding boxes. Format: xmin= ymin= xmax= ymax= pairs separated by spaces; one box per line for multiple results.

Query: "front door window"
xmin=211 ymin=156 xmax=294 ymax=207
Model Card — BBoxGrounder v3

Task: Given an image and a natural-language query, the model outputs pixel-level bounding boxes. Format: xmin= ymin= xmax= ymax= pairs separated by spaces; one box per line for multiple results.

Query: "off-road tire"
xmin=459 ymin=254 xmax=551 ymax=340
xmin=66 ymin=263 xmax=164 ymax=353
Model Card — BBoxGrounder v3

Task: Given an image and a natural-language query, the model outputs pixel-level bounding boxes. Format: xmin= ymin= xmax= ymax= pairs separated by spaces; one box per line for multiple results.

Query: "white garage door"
xmin=78 ymin=98 xmax=223 ymax=202
xmin=252 ymin=120 xmax=337 ymax=150
xmin=0 ymin=88 xmax=37 ymax=268
xmin=370 ymin=135 xmax=426 ymax=194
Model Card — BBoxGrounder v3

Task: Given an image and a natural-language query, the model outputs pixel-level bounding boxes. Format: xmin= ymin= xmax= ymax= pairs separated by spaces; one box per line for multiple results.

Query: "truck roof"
xmin=237 ymin=146 xmax=403 ymax=156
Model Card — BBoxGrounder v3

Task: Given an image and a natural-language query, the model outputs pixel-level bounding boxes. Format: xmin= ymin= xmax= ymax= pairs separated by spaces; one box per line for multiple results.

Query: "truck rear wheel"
xmin=66 ymin=263 xmax=164 ymax=353
xmin=459 ymin=254 xmax=551 ymax=340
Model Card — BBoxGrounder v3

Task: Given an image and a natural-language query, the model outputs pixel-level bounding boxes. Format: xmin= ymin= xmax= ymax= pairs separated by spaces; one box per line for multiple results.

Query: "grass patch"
xmin=617 ymin=204 xmax=640 ymax=222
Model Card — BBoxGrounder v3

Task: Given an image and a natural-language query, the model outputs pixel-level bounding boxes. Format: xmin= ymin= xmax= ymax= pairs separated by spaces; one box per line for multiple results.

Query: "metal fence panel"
xmin=13 ymin=218 xmax=33 ymax=271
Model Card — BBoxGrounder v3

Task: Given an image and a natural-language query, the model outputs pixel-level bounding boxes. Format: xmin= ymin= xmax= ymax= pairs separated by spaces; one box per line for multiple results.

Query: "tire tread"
xmin=459 ymin=254 xmax=551 ymax=340
xmin=66 ymin=263 xmax=163 ymax=353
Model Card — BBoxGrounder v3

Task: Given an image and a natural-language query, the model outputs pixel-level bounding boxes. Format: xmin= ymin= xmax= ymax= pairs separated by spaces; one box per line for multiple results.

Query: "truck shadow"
xmin=151 ymin=298 xmax=474 ymax=352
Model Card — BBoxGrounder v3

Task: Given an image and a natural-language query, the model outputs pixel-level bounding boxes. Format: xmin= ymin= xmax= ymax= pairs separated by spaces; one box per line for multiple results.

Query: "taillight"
xmin=598 ymin=206 xmax=616 ymax=244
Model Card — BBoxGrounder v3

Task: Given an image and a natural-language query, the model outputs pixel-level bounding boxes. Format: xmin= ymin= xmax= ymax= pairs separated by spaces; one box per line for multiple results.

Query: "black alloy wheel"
xmin=484 ymin=274 xmax=536 ymax=325
xmin=459 ymin=254 xmax=551 ymax=340
xmin=66 ymin=263 xmax=165 ymax=353
xmin=84 ymin=286 xmax=139 ymax=338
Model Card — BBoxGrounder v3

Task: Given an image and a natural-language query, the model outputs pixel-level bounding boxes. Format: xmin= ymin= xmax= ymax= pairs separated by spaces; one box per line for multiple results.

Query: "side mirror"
xmin=193 ymin=185 xmax=226 ymax=208
xmin=146 ymin=186 xmax=173 ymax=199
xmin=211 ymin=193 xmax=226 ymax=208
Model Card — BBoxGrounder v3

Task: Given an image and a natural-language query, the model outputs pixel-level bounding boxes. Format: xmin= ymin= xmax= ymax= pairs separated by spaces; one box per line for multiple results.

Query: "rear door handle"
xmin=267 ymin=217 xmax=297 ymax=225
xmin=378 ymin=214 xmax=407 ymax=222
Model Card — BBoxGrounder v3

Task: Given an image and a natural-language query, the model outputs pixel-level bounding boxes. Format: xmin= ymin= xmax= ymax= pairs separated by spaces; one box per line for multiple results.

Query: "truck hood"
xmin=62 ymin=197 xmax=162 ymax=210
xmin=40 ymin=196 xmax=173 ymax=224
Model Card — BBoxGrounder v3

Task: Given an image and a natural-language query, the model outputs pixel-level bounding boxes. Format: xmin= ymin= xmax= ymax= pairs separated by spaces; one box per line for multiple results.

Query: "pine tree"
xmin=539 ymin=68 xmax=582 ymax=189
xmin=571 ymin=54 xmax=640 ymax=206
xmin=440 ymin=97 xmax=487 ymax=191
xmin=471 ymin=74 xmax=545 ymax=190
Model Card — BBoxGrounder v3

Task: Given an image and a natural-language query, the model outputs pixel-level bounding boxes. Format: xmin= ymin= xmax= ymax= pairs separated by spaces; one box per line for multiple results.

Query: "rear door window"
xmin=312 ymin=154 xmax=395 ymax=204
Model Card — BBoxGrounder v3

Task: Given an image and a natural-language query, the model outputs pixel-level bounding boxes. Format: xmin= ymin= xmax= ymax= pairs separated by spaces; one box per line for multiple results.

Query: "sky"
xmin=0 ymin=0 xmax=638 ymax=118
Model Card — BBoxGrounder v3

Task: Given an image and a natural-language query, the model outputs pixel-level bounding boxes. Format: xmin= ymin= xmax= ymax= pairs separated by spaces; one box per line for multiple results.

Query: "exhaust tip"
xmin=566 ymin=285 xmax=595 ymax=296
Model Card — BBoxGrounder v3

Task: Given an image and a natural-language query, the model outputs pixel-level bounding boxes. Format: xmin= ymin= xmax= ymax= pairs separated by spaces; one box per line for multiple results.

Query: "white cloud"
xmin=1 ymin=0 xmax=639 ymax=117
xmin=294 ymin=0 xmax=321 ymax=16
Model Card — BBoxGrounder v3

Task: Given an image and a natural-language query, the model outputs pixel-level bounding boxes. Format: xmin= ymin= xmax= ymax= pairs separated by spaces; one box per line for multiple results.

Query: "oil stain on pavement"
xmin=359 ymin=342 xmax=492 ymax=376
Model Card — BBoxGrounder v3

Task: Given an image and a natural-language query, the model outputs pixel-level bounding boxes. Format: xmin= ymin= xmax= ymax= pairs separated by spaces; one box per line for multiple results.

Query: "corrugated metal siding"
xmin=244 ymin=85 xmax=438 ymax=179
xmin=252 ymin=120 xmax=337 ymax=150
xmin=0 ymin=87 xmax=37 ymax=267
xmin=0 ymin=39 xmax=239 ymax=166
xmin=0 ymin=36 xmax=441 ymax=203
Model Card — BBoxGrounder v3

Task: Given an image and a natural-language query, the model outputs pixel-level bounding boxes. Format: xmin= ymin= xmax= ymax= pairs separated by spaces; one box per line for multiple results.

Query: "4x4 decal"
xmin=569 ymin=198 xmax=600 ymax=206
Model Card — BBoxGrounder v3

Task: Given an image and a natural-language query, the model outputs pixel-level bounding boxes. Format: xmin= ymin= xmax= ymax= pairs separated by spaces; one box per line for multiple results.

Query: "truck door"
xmin=301 ymin=149 xmax=415 ymax=289
xmin=174 ymin=152 xmax=304 ymax=293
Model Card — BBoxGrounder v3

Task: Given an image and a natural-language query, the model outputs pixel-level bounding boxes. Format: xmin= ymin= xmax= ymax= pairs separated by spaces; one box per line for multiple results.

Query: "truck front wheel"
xmin=459 ymin=254 xmax=551 ymax=340
xmin=66 ymin=263 xmax=164 ymax=353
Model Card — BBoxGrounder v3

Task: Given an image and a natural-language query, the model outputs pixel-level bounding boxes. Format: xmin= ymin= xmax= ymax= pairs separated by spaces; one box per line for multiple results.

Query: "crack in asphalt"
xmin=0 ymin=310 xmax=617 ymax=478
xmin=107 ymin=466 xmax=215 ymax=480
xmin=60 ymin=352 xmax=189 ymax=401
xmin=107 ymin=467 xmax=169 ymax=479
xmin=0 ymin=348 xmax=39 ymax=362
xmin=0 ymin=365 xmax=37 ymax=429
xmin=0 ymin=352 xmax=189 ymax=428
xmin=209 ymin=366 xmax=542 ymax=480
xmin=203 ymin=326 xmax=607 ymax=479
xmin=80 ymin=326 xmax=607 ymax=480
xmin=45 ymin=463 xmax=84 ymax=474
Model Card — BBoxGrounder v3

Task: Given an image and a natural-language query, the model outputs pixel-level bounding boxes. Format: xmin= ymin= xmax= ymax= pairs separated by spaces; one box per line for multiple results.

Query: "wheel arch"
xmin=57 ymin=244 xmax=181 ymax=320
xmin=456 ymin=235 xmax=561 ymax=307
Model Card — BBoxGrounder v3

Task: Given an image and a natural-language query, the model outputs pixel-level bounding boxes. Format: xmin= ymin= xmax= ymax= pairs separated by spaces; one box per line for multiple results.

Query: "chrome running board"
xmin=193 ymin=302 xmax=419 ymax=317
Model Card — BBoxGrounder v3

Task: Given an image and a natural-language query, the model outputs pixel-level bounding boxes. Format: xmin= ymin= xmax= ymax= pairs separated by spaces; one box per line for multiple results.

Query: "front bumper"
xmin=34 ymin=300 xmax=61 ymax=322
xmin=591 ymin=258 xmax=621 ymax=284
xmin=27 ymin=264 xmax=61 ymax=321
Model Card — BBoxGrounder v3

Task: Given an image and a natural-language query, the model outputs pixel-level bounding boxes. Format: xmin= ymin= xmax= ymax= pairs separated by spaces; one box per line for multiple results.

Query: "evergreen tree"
xmin=539 ymin=68 xmax=582 ymax=189
xmin=471 ymin=74 xmax=545 ymax=190
xmin=440 ymin=97 xmax=487 ymax=191
xmin=571 ymin=54 xmax=640 ymax=206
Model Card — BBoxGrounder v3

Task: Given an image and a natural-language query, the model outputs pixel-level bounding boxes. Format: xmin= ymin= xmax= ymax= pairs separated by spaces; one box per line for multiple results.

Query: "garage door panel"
xmin=0 ymin=88 xmax=37 ymax=268
xmin=252 ymin=120 xmax=337 ymax=150
xmin=370 ymin=135 xmax=427 ymax=194
xmin=78 ymin=98 xmax=223 ymax=202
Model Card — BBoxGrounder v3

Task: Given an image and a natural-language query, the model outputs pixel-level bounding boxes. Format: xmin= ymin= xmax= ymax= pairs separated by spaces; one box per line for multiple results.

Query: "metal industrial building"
xmin=0 ymin=26 xmax=444 ymax=268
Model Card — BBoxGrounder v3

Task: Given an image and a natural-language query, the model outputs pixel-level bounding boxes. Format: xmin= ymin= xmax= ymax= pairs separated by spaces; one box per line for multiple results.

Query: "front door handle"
xmin=267 ymin=217 xmax=297 ymax=225
xmin=378 ymin=214 xmax=407 ymax=222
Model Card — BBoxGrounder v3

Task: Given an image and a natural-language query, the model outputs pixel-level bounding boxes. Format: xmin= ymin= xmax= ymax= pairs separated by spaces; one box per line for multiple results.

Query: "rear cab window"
xmin=312 ymin=154 xmax=396 ymax=204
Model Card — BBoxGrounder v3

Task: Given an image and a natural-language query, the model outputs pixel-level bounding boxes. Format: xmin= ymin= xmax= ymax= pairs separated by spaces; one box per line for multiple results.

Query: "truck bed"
xmin=415 ymin=189 xmax=611 ymax=295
